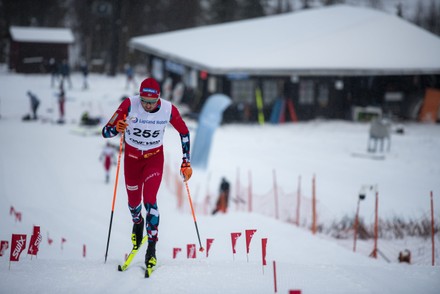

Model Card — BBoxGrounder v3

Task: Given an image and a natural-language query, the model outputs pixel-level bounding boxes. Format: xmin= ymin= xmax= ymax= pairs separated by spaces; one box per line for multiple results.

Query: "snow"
xmin=0 ymin=67 xmax=439 ymax=293
xmin=9 ymin=26 xmax=75 ymax=44
xmin=129 ymin=5 xmax=440 ymax=75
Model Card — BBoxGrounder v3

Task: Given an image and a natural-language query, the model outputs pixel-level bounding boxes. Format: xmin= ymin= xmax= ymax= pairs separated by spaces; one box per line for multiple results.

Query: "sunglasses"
xmin=140 ymin=96 xmax=159 ymax=104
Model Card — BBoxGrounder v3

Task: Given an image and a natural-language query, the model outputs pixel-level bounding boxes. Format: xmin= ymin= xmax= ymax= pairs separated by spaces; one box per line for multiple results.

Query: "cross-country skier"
xmin=102 ymin=77 xmax=192 ymax=274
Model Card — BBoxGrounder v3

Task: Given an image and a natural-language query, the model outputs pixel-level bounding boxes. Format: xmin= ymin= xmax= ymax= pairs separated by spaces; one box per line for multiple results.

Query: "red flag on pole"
xmin=10 ymin=234 xmax=27 ymax=262
xmin=187 ymin=244 xmax=196 ymax=259
xmin=15 ymin=212 xmax=22 ymax=222
xmin=206 ymin=238 xmax=214 ymax=257
xmin=0 ymin=241 xmax=9 ymax=256
xmin=47 ymin=232 xmax=53 ymax=245
xmin=245 ymin=229 xmax=257 ymax=254
xmin=261 ymin=238 xmax=268 ymax=266
xmin=28 ymin=226 xmax=42 ymax=256
xmin=230 ymin=232 xmax=242 ymax=254
xmin=173 ymin=247 xmax=182 ymax=259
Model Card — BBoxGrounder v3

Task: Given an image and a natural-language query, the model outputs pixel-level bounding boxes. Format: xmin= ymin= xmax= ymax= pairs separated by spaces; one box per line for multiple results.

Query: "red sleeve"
xmin=102 ymin=98 xmax=131 ymax=138
xmin=170 ymin=105 xmax=189 ymax=135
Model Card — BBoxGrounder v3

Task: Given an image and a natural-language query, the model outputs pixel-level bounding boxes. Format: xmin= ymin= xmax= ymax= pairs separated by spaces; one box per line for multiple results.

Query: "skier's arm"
xmin=170 ymin=105 xmax=192 ymax=181
xmin=170 ymin=105 xmax=190 ymax=162
xmin=102 ymin=98 xmax=130 ymax=138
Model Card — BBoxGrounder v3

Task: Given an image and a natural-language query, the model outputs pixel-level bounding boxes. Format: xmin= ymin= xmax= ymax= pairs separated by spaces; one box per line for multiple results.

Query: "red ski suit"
xmin=102 ymin=97 xmax=189 ymax=208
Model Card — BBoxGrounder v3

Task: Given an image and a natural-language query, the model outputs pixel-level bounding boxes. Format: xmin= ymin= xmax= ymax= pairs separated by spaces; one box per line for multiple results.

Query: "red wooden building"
xmin=8 ymin=26 xmax=74 ymax=73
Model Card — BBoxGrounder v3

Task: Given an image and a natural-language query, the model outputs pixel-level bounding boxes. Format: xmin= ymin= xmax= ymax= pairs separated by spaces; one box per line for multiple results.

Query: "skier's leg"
xmin=124 ymin=148 xmax=144 ymax=247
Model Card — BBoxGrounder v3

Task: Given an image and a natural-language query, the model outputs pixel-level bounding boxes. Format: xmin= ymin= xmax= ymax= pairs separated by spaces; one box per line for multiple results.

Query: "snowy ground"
xmin=0 ymin=69 xmax=439 ymax=293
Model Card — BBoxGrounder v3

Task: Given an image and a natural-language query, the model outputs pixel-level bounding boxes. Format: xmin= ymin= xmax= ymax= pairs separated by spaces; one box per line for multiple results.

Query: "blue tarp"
xmin=191 ymin=94 xmax=232 ymax=170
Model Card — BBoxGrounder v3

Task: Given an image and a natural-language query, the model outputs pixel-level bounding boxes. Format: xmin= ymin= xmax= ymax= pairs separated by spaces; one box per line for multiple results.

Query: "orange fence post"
xmin=248 ymin=170 xmax=253 ymax=213
xmin=312 ymin=174 xmax=317 ymax=234
xmin=370 ymin=190 xmax=379 ymax=258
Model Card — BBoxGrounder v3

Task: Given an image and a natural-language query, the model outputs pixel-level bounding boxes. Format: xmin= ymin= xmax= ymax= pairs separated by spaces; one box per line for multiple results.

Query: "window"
xmin=299 ymin=80 xmax=314 ymax=105
xmin=231 ymin=80 xmax=255 ymax=103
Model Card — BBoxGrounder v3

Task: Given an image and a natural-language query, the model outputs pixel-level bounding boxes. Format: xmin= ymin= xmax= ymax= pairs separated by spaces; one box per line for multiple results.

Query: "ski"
xmin=144 ymin=257 xmax=157 ymax=278
xmin=117 ymin=235 xmax=148 ymax=272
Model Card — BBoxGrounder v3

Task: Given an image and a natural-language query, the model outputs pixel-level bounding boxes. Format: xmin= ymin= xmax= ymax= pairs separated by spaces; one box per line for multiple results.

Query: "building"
xmin=9 ymin=26 xmax=74 ymax=73
xmin=129 ymin=5 xmax=440 ymax=122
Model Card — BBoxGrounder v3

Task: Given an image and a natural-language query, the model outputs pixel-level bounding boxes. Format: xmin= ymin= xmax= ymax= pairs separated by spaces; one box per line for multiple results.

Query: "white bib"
xmin=125 ymin=96 xmax=172 ymax=151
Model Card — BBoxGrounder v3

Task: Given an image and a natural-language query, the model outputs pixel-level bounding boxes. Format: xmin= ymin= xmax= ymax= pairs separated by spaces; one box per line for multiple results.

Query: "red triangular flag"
xmin=187 ymin=244 xmax=196 ymax=259
xmin=61 ymin=237 xmax=67 ymax=250
xmin=261 ymin=238 xmax=268 ymax=266
xmin=245 ymin=229 xmax=257 ymax=254
xmin=28 ymin=226 xmax=42 ymax=256
xmin=47 ymin=232 xmax=53 ymax=245
xmin=0 ymin=241 xmax=9 ymax=256
xmin=206 ymin=238 xmax=214 ymax=257
xmin=10 ymin=234 xmax=27 ymax=262
xmin=230 ymin=232 xmax=242 ymax=254
xmin=173 ymin=247 xmax=182 ymax=259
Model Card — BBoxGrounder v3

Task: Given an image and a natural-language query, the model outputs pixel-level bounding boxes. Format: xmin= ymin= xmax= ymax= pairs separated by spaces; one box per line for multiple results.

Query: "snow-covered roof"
xmin=129 ymin=5 xmax=440 ymax=76
xmin=10 ymin=26 xmax=74 ymax=44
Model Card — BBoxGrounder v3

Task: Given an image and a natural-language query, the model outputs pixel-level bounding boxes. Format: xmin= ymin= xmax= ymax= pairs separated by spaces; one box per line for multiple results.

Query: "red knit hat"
xmin=139 ymin=77 xmax=160 ymax=98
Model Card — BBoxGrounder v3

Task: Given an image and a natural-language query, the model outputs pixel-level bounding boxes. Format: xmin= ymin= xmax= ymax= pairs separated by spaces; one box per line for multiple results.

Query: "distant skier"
xmin=100 ymin=142 xmax=116 ymax=183
xmin=212 ymin=177 xmax=230 ymax=215
xmin=102 ymin=77 xmax=192 ymax=277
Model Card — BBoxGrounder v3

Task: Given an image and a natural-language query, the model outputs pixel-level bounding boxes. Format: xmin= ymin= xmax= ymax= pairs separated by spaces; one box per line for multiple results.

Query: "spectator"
xmin=212 ymin=177 xmax=230 ymax=215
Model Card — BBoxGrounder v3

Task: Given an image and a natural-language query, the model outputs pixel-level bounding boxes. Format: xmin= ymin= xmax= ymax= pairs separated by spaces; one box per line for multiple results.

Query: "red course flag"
xmin=0 ymin=240 xmax=9 ymax=256
xmin=245 ymin=229 xmax=257 ymax=254
xmin=10 ymin=234 xmax=27 ymax=262
xmin=47 ymin=232 xmax=53 ymax=245
xmin=61 ymin=237 xmax=67 ymax=250
xmin=187 ymin=244 xmax=196 ymax=259
xmin=261 ymin=238 xmax=268 ymax=266
xmin=206 ymin=238 xmax=214 ymax=257
xmin=15 ymin=212 xmax=22 ymax=222
xmin=28 ymin=226 xmax=42 ymax=256
xmin=173 ymin=247 xmax=182 ymax=259
xmin=230 ymin=232 xmax=242 ymax=254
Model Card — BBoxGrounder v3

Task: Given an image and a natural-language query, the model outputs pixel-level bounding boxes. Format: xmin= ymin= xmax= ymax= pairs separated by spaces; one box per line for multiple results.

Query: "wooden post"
xmin=371 ymin=190 xmax=379 ymax=258
xmin=273 ymin=260 xmax=278 ymax=293
xmin=273 ymin=169 xmax=279 ymax=220
xmin=431 ymin=191 xmax=435 ymax=266
xmin=353 ymin=199 xmax=361 ymax=252
xmin=312 ymin=174 xmax=317 ymax=234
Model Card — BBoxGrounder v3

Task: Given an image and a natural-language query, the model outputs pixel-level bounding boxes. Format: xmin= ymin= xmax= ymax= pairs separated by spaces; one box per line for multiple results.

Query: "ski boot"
xmin=131 ymin=217 xmax=144 ymax=249
xmin=145 ymin=241 xmax=157 ymax=278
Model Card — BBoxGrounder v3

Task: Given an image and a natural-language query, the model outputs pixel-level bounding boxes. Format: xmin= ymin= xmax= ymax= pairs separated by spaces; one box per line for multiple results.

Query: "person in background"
xmin=80 ymin=59 xmax=89 ymax=90
xmin=58 ymin=83 xmax=66 ymax=123
xmin=100 ymin=142 xmax=116 ymax=183
xmin=212 ymin=177 xmax=230 ymax=215
xmin=27 ymin=91 xmax=40 ymax=120
xmin=101 ymin=77 xmax=192 ymax=276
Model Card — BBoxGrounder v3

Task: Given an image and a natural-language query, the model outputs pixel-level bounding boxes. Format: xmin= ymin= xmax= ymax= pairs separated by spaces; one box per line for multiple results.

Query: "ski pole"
xmin=104 ymin=130 xmax=125 ymax=263
xmin=184 ymin=180 xmax=205 ymax=252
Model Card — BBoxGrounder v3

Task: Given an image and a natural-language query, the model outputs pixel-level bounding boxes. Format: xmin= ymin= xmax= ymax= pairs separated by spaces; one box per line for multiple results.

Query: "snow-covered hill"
xmin=0 ymin=69 xmax=439 ymax=293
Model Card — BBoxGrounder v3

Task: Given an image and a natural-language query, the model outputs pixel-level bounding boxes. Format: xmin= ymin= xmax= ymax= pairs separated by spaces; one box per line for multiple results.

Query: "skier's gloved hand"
xmin=180 ymin=160 xmax=192 ymax=182
xmin=116 ymin=119 xmax=128 ymax=133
